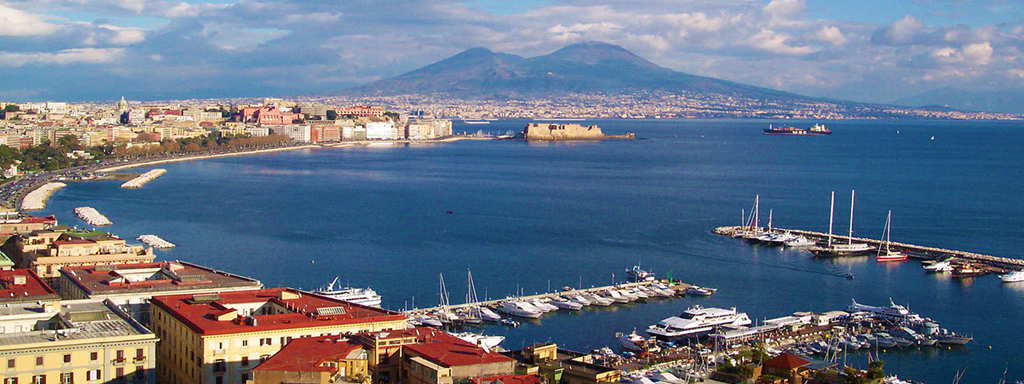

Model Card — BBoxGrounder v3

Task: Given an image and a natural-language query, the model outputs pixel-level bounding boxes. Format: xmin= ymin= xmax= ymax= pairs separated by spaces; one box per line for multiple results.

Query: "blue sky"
xmin=1 ymin=0 xmax=1023 ymax=102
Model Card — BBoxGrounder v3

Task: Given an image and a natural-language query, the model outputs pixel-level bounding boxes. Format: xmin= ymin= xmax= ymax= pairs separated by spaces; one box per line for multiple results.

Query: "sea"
xmin=40 ymin=119 xmax=1024 ymax=383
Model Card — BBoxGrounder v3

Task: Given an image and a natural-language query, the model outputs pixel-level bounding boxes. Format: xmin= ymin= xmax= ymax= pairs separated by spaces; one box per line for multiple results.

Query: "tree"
xmin=384 ymin=111 xmax=400 ymax=121
xmin=57 ymin=135 xmax=82 ymax=151
xmin=3 ymin=105 xmax=18 ymax=112
xmin=326 ymin=110 xmax=338 ymax=120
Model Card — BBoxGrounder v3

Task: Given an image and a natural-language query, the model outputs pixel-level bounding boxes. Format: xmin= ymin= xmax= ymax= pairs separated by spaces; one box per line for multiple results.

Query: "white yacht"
xmin=453 ymin=332 xmax=505 ymax=350
xmin=567 ymin=294 xmax=591 ymax=306
xmin=617 ymin=329 xmax=648 ymax=352
xmin=999 ymin=270 xmax=1024 ymax=283
xmin=848 ymin=298 xmax=924 ymax=323
xmin=528 ymin=299 xmax=559 ymax=312
xmin=685 ymin=286 xmax=716 ymax=296
xmin=314 ymin=277 xmax=383 ymax=308
xmin=626 ymin=265 xmax=656 ymax=282
xmin=646 ymin=305 xmax=752 ymax=339
xmin=499 ymin=301 xmax=543 ymax=318
xmin=583 ymin=293 xmax=614 ymax=306
xmin=922 ymin=260 xmax=953 ymax=272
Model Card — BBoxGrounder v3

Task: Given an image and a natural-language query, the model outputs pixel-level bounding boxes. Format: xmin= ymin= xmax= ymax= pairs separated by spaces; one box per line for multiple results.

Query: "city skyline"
xmin=1 ymin=0 xmax=1023 ymax=104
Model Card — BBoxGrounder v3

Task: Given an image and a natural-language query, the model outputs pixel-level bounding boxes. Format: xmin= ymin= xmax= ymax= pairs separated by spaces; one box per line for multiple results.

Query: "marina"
xmin=73 ymin=206 xmax=112 ymax=226
xmin=120 ymin=168 xmax=167 ymax=189
xmin=136 ymin=234 xmax=175 ymax=248
xmin=20 ymin=182 xmax=66 ymax=210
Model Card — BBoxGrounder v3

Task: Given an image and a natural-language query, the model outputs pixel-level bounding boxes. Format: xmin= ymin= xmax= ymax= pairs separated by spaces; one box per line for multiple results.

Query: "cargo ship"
xmin=763 ymin=123 xmax=832 ymax=135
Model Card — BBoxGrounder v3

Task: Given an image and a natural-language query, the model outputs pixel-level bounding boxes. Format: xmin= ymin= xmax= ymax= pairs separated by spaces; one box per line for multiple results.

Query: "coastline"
xmin=21 ymin=182 xmax=67 ymax=211
xmin=96 ymin=145 xmax=320 ymax=172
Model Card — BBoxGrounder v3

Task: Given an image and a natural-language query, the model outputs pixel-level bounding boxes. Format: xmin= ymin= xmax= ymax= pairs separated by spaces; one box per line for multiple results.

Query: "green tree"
xmin=326 ymin=110 xmax=338 ymax=120
xmin=3 ymin=105 xmax=18 ymax=112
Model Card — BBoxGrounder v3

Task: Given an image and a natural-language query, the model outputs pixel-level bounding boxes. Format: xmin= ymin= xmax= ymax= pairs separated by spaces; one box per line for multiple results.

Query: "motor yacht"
xmin=499 ymin=301 xmax=543 ymax=318
xmin=646 ymin=305 xmax=751 ymax=339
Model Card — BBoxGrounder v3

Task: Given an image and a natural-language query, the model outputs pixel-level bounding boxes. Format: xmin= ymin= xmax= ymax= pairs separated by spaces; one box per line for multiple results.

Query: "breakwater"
xmin=713 ymin=226 xmax=1024 ymax=268
xmin=74 ymin=206 xmax=112 ymax=226
xmin=121 ymin=169 xmax=167 ymax=189
xmin=21 ymin=182 xmax=66 ymax=210
xmin=137 ymin=234 xmax=175 ymax=248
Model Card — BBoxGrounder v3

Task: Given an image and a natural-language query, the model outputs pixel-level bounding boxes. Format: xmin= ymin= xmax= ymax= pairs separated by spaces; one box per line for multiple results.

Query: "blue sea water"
xmin=41 ymin=119 xmax=1024 ymax=383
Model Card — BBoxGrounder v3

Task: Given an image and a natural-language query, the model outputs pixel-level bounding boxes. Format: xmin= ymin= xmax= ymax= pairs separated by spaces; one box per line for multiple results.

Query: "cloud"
xmin=0 ymin=4 xmax=59 ymax=36
xmin=962 ymin=42 xmax=993 ymax=65
xmin=873 ymin=15 xmax=925 ymax=45
xmin=814 ymin=26 xmax=847 ymax=46
xmin=749 ymin=29 xmax=817 ymax=55
xmin=0 ymin=48 xmax=125 ymax=67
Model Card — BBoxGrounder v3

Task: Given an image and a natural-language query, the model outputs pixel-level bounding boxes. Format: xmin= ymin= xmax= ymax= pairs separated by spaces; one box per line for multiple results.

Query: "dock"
xmin=403 ymin=280 xmax=692 ymax=315
xmin=713 ymin=225 xmax=1023 ymax=269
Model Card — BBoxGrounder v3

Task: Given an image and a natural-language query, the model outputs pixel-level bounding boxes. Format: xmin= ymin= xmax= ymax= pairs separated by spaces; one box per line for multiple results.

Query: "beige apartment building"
xmin=150 ymin=288 xmax=407 ymax=384
xmin=8 ymin=229 xmax=154 ymax=279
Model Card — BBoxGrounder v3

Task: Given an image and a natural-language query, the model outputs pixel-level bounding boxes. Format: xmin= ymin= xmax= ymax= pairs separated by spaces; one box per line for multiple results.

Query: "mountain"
xmin=893 ymin=88 xmax=1024 ymax=114
xmin=345 ymin=41 xmax=809 ymax=101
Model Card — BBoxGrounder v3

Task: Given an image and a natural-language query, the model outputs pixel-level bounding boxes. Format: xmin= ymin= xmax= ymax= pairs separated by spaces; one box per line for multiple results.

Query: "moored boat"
xmin=999 ymin=270 xmax=1024 ymax=283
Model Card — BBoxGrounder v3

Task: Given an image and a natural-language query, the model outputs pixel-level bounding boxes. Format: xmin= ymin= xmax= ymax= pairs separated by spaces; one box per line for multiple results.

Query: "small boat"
xmin=951 ymin=263 xmax=987 ymax=278
xmin=583 ymin=293 xmax=614 ymax=306
xmin=602 ymin=290 xmax=631 ymax=303
xmin=784 ymin=236 xmax=817 ymax=248
xmin=685 ymin=286 xmax=716 ymax=296
xmin=500 ymin=318 xmax=520 ymax=327
xmin=416 ymin=315 xmax=444 ymax=328
xmin=528 ymin=299 xmax=559 ymax=312
xmin=626 ymin=265 xmax=656 ymax=282
xmin=549 ymin=298 xmax=583 ymax=311
xmin=652 ymin=284 xmax=677 ymax=297
xmin=922 ymin=260 xmax=953 ymax=272
xmin=876 ymin=210 xmax=908 ymax=262
xmin=479 ymin=307 xmax=502 ymax=322
xmin=999 ymin=270 xmax=1024 ymax=283
xmin=936 ymin=330 xmax=972 ymax=345
xmin=567 ymin=294 xmax=592 ymax=306
xmin=617 ymin=330 xmax=647 ymax=351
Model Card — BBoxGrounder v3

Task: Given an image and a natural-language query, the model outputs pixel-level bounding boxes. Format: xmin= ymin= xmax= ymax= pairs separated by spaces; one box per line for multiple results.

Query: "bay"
xmin=41 ymin=119 xmax=1024 ymax=383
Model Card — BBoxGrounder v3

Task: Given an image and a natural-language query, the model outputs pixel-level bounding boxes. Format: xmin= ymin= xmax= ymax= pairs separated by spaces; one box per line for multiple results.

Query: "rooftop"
xmin=150 ymin=288 xmax=405 ymax=336
xmin=472 ymin=375 xmax=542 ymax=384
xmin=0 ymin=269 xmax=59 ymax=303
xmin=403 ymin=329 xmax=512 ymax=367
xmin=61 ymin=261 xmax=262 ymax=295
xmin=765 ymin=352 xmax=811 ymax=370
xmin=253 ymin=335 xmax=366 ymax=373
xmin=0 ymin=300 xmax=154 ymax=348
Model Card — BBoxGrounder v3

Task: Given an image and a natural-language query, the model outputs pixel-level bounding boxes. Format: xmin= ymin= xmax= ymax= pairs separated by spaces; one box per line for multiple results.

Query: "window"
xmin=115 ymin=350 xmax=124 ymax=362
xmin=6 ymin=359 xmax=13 ymax=368
xmin=86 ymin=369 xmax=101 ymax=381
xmin=213 ymin=359 xmax=226 ymax=373
xmin=115 ymin=367 xmax=124 ymax=378
xmin=260 ymin=355 xmax=270 ymax=364
xmin=135 ymin=349 xmax=144 ymax=360
xmin=31 ymin=376 xmax=44 ymax=384
xmin=241 ymin=339 xmax=248 ymax=347
xmin=35 ymin=357 xmax=42 ymax=366
xmin=59 ymin=373 xmax=71 ymax=384
xmin=90 ymin=352 xmax=98 ymax=361
xmin=63 ymin=354 xmax=71 ymax=363
xmin=4 ymin=378 xmax=19 ymax=384
xmin=240 ymin=356 xmax=248 ymax=367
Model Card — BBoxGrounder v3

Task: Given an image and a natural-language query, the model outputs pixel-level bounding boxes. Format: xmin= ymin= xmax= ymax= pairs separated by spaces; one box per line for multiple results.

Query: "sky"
xmin=0 ymin=0 xmax=1023 ymax=102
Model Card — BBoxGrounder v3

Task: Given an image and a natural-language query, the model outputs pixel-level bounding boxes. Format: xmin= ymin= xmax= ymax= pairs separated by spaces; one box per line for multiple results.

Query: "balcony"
xmin=112 ymin=357 xmax=126 ymax=365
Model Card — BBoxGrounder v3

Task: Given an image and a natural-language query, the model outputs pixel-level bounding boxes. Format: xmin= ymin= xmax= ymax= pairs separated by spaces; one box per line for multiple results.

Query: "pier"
xmin=121 ymin=169 xmax=167 ymax=189
xmin=74 ymin=206 xmax=112 ymax=226
xmin=403 ymin=280 xmax=692 ymax=315
xmin=713 ymin=225 xmax=1024 ymax=269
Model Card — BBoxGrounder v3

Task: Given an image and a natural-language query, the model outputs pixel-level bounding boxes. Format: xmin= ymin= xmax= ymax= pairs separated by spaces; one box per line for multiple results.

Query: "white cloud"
xmin=1008 ymin=69 xmax=1024 ymax=78
xmin=0 ymin=48 xmax=125 ymax=67
xmin=100 ymin=25 xmax=147 ymax=45
xmin=814 ymin=26 xmax=847 ymax=46
xmin=283 ymin=12 xmax=341 ymax=24
xmin=0 ymin=4 xmax=58 ymax=36
xmin=547 ymin=22 xmax=623 ymax=42
xmin=749 ymin=29 xmax=817 ymax=55
xmin=962 ymin=42 xmax=993 ymax=65
xmin=762 ymin=0 xmax=805 ymax=26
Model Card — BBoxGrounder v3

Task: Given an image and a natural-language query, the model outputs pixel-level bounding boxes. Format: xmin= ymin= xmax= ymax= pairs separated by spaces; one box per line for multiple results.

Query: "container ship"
xmin=763 ymin=123 xmax=832 ymax=135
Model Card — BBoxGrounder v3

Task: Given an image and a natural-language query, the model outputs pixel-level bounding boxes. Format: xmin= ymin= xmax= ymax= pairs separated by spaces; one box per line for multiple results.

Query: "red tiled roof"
xmin=403 ymin=331 xmax=512 ymax=367
xmin=0 ymin=269 xmax=59 ymax=302
xmin=150 ymin=288 xmax=406 ymax=336
xmin=18 ymin=215 xmax=57 ymax=224
xmin=765 ymin=352 xmax=811 ymax=370
xmin=473 ymin=374 xmax=542 ymax=384
xmin=253 ymin=336 xmax=365 ymax=373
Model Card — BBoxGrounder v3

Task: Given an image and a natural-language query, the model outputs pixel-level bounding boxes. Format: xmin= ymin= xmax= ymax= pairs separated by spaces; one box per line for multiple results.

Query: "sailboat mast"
xmin=886 ymin=210 xmax=892 ymax=252
xmin=848 ymin=189 xmax=856 ymax=245
xmin=827 ymin=191 xmax=835 ymax=247
xmin=754 ymin=195 xmax=760 ymax=230
xmin=768 ymin=209 xmax=773 ymax=232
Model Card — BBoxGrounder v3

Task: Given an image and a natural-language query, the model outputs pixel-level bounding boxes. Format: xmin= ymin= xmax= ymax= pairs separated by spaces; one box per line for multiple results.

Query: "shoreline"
xmin=21 ymin=182 xmax=67 ymax=211
xmin=96 ymin=145 xmax=320 ymax=172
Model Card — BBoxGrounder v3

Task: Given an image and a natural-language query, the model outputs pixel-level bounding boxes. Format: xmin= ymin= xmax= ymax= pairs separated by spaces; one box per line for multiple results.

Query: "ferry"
xmin=763 ymin=123 xmax=832 ymax=135
xmin=645 ymin=305 xmax=751 ymax=339
xmin=314 ymin=277 xmax=383 ymax=308
xmin=848 ymin=298 xmax=924 ymax=323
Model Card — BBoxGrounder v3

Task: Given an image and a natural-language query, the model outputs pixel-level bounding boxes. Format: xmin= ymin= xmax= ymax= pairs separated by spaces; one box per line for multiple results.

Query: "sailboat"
xmin=813 ymin=190 xmax=874 ymax=257
xmin=461 ymin=270 xmax=483 ymax=324
xmin=876 ymin=210 xmax=908 ymax=262
xmin=435 ymin=273 xmax=458 ymax=323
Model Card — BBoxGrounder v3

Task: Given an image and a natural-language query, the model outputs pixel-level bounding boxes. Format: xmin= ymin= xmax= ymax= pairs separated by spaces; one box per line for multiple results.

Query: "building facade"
xmin=150 ymin=288 xmax=407 ymax=384
xmin=9 ymin=230 xmax=155 ymax=279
